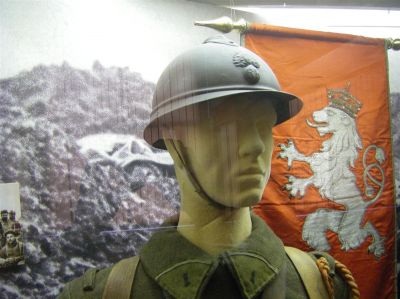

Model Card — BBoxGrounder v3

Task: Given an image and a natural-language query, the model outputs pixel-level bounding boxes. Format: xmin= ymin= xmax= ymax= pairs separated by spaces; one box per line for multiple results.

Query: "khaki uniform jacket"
xmin=58 ymin=215 xmax=349 ymax=299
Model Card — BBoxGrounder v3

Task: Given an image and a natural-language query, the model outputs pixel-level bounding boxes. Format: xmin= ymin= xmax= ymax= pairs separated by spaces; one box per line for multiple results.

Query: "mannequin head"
xmin=141 ymin=37 xmax=301 ymax=254
xmin=164 ymin=93 xmax=277 ymax=208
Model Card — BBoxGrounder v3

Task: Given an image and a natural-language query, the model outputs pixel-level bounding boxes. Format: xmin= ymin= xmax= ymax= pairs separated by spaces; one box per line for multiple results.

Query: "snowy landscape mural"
xmin=0 ymin=63 xmax=180 ymax=298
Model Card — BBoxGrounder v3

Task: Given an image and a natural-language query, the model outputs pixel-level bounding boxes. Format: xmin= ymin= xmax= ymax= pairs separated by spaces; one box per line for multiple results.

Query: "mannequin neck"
xmin=176 ymin=166 xmax=252 ymax=256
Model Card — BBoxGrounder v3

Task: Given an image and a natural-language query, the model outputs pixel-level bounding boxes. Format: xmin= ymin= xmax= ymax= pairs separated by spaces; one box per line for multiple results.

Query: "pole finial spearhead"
xmin=387 ymin=38 xmax=400 ymax=50
xmin=194 ymin=16 xmax=248 ymax=34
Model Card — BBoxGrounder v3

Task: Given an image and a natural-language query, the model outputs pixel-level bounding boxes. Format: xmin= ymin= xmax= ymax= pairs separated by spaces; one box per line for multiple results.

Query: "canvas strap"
xmin=102 ymin=255 xmax=140 ymax=299
xmin=285 ymin=246 xmax=330 ymax=299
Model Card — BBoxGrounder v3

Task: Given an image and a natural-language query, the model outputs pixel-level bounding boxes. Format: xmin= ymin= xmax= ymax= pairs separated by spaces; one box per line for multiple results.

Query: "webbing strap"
xmin=285 ymin=246 xmax=330 ymax=299
xmin=102 ymin=256 xmax=140 ymax=299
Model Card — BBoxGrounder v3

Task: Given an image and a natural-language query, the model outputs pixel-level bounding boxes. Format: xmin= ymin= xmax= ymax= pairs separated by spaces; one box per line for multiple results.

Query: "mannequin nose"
xmin=238 ymin=121 xmax=265 ymax=157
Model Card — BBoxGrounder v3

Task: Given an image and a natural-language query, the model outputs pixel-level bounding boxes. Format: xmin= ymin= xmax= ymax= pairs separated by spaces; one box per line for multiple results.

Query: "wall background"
xmin=0 ymin=1 xmax=398 ymax=298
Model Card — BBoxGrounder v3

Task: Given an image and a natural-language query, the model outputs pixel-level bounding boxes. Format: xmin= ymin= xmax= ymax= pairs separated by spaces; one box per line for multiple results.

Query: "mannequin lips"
xmin=237 ymin=166 xmax=266 ymax=185
xmin=238 ymin=159 xmax=266 ymax=176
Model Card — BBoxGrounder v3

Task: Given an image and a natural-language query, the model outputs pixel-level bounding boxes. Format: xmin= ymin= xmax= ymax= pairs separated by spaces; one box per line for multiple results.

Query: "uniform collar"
xmin=140 ymin=214 xmax=285 ymax=299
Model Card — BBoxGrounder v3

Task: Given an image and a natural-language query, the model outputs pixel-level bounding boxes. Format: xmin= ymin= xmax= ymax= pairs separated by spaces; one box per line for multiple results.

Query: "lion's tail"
xmin=362 ymin=145 xmax=385 ymax=207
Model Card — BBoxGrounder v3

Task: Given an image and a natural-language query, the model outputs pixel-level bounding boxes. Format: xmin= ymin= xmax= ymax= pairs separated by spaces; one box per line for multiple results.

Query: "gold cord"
xmin=316 ymin=257 xmax=334 ymax=299
xmin=316 ymin=257 xmax=360 ymax=299
xmin=335 ymin=260 xmax=360 ymax=299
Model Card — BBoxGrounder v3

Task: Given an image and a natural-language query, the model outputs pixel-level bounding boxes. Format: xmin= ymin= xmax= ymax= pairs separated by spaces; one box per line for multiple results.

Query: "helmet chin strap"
xmin=168 ymin=139 xmax=227 ymax=210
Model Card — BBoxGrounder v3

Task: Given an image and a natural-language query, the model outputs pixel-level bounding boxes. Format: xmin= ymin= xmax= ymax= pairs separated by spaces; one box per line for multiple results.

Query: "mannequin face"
xmin=166 ymin=94 xmax=277 ymax=208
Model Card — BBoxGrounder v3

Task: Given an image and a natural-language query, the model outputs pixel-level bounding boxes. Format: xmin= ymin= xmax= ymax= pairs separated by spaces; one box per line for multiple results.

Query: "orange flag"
xmin=246 ymin=25 xmax=395 ymax=299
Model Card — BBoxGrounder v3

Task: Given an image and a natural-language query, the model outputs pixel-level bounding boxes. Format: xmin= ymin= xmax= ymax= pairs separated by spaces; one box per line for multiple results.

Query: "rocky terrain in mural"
xmin=0 ymin=63 xmax=179 ymax=298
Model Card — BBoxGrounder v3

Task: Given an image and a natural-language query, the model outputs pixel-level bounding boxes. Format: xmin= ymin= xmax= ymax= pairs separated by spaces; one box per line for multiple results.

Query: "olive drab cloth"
xmin=245 ymin=25 xmax=396 ymax=299
xmin=57 ymin=214 xmax=349 ymax=299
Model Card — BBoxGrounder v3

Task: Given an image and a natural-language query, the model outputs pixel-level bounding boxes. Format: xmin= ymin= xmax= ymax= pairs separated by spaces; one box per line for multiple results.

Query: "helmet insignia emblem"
xmin=232 ymin=53 xmax=260 ymax=84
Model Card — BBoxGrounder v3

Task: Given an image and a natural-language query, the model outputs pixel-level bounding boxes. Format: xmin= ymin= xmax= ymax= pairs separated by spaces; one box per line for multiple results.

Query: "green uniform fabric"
xmin=57 ymin=215 xmax=349 ymax=299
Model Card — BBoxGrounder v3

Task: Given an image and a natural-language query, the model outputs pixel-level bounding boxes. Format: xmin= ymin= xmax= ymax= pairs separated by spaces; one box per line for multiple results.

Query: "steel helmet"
xmin=144 ymin=36 xmax=302 ymax=148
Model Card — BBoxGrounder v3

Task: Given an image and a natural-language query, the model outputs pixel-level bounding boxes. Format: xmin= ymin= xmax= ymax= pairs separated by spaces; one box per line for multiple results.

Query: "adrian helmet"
xmin=144 ymin=36 xmax=302 ymax=148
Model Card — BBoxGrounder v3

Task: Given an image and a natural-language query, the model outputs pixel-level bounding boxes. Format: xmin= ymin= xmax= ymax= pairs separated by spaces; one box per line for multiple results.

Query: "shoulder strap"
xmin=285 ymin=246 xmax=330 ymax=299
xmin=102 ymin=255 xmax=140 ymax=299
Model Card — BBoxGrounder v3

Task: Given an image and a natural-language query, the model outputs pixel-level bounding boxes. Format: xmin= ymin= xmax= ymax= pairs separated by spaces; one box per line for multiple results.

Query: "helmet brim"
xmin=143 ymin=89 xmax=302 ymax=149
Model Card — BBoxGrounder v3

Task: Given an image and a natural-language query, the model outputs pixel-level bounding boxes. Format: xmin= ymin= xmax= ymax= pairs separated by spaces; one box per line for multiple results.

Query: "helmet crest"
xmin=232 ymin=53 xmax=260 ymax=84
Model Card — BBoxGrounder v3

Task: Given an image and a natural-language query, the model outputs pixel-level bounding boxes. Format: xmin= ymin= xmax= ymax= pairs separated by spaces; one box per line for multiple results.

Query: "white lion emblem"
xmin=279 ymin=87 xmax=385 ymax=258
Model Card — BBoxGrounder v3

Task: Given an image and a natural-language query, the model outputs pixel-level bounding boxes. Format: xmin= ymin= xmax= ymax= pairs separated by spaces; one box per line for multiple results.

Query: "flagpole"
xmin=194 ymin=16 xmax=400 ymax=51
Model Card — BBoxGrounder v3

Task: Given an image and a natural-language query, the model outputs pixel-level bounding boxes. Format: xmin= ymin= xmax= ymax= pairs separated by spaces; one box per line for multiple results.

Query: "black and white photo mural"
xmin=0 ymin=1 xmax=399 ymax=298
xmin=0 ymin=61 xmax=180 ymax=297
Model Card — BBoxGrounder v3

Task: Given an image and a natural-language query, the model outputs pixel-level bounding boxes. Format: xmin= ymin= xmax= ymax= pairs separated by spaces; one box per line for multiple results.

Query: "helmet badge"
xmin=232 ymin=53 xmax=260 ymax=84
